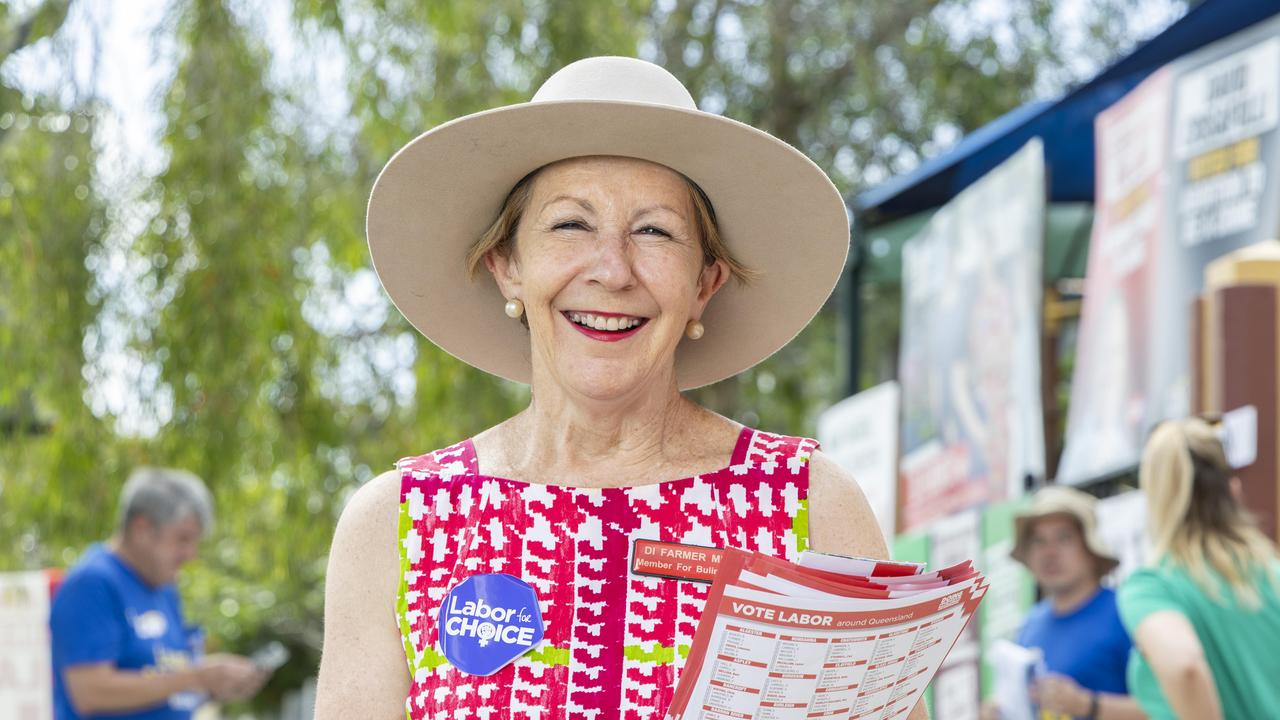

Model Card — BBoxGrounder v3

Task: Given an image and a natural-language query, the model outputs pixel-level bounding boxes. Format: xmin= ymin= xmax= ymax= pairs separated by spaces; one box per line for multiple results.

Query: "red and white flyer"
xmin=665 ymin=549 xmax=987 ymax=720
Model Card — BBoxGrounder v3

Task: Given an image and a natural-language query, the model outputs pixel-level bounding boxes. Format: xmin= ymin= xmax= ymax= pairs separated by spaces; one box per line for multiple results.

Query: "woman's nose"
xmin=583 ymin=230 xmax=636 ymax=290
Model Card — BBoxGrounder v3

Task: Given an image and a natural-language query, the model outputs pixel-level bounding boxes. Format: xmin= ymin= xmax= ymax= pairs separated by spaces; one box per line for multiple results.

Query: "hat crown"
xmin=531 ymin=56 xmax=697 ymax=110
xmin=1032 ymin=485 xmax=1097 ymax=516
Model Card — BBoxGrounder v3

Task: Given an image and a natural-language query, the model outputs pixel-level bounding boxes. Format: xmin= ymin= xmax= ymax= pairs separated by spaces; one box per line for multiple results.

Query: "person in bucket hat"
xmin=1010 ymin=486 xmax=1120 ymax=579
xmin=315 ymin=57 xmax=911 ymax=719
xmin=986 ymin=486 xmax=1144 ymax=720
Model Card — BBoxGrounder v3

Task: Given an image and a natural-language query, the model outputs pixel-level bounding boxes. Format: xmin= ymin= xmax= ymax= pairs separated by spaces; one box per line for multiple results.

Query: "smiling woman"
xmin=315 ymin=57 xmax=914 ymax=720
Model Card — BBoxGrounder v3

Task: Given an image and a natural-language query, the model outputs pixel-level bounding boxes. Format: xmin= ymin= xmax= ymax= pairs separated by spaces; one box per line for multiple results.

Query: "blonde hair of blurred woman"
xmin=1140 ymin=417 xmax=1279 ymax=608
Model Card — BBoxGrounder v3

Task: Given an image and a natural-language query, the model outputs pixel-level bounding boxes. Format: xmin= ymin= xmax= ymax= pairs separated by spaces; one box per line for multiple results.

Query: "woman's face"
xmin=487 ymin=156 xmax=729 ymax=401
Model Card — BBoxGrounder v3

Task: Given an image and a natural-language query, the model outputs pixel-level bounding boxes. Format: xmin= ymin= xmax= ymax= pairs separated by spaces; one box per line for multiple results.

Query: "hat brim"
xmin=367 ymin=99 xmax=850 ymax=390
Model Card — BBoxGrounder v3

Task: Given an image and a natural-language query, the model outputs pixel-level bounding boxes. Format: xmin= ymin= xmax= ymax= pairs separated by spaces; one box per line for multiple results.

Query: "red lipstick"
xmin=561 ymin=311 xmax=648 ymax=343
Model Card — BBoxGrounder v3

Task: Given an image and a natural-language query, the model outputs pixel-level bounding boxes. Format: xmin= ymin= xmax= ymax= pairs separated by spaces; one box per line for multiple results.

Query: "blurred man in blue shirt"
xmin=50 ymin=467 xmax=270 ymax=719
xmin=994 ymin=486 xmax=1145 ymax=720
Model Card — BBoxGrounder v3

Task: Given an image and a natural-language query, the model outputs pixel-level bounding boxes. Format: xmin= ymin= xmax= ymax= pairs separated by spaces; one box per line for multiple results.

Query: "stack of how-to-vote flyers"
xmin=661 ymin=546 xmax=988 ymax=720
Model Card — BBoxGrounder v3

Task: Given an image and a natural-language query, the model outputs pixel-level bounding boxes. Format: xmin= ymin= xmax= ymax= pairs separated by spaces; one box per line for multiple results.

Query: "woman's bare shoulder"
xmin=684 ymin=406 xmax=744 ymax=465
xmin=328 ymin=469 xmax=402 ymax=591
xmin=337 ymin=469 xmax=401 ymax=537
xmin=807 ymin=450 xmax=857 ymax=493
xmin=805 ymin=450 xmax=888 ymax=559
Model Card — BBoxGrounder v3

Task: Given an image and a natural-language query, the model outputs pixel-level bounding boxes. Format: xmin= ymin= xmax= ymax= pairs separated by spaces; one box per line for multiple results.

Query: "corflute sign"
xmin=437 ymin=573 xmax=545 ymax=676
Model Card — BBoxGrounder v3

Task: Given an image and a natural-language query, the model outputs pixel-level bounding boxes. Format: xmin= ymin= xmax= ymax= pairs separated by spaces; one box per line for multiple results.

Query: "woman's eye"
xmin=553 ymin=220 xmax=587 ymax=231
xmin=636 ymin=225 xmax=671 ymax=237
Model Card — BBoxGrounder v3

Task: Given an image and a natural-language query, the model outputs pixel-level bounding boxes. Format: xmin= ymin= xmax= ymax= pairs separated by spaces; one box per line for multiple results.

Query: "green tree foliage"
xmin=1 ymin=0 xmax=117 ymax=553
xmin=0 ymin=0 xmax=1183 ymax=710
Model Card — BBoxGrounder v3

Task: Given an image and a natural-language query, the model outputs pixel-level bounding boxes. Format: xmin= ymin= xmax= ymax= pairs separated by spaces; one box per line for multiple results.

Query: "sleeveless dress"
xmin=395 ymin=426 xmax=819 ymax=720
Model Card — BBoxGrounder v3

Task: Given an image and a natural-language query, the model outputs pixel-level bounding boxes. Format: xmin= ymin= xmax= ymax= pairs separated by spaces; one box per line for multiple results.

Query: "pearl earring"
xmin=685 ymin=319 xmax=705 ymax=340
xmin=504 ymin=298 xmax=525 ymax=319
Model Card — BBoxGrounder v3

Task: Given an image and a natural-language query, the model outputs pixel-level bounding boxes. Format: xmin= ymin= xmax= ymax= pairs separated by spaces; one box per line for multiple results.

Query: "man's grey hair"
xmin=118 ymin=467 xmax=215 ymax=536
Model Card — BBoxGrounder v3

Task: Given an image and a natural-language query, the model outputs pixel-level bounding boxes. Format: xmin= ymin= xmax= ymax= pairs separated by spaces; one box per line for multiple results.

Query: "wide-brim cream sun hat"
xmin=1010 ymin=485 xmax=1120 ymax=575
xmin=366 ymin=56 xmax=850 ymax=390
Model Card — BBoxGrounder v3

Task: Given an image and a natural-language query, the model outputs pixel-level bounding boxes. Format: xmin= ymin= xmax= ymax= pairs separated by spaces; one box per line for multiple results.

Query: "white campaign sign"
xmin=817 ymin=381 xmax=901 ymax=541
xmin=1219 ymin=404 xmax=1258 ymax=470
xmin=0 ymin=572 xmax=53 ymax=720
xmin=1174 ymin=37 xmax=1280 ymax=159
xmin=1095 ymin=492 xmax=1150 ymax=586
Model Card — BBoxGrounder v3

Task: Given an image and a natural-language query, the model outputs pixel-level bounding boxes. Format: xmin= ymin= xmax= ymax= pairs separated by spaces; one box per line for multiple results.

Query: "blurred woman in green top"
xmin=1118 ymin=417 xmax=1280 ymax=720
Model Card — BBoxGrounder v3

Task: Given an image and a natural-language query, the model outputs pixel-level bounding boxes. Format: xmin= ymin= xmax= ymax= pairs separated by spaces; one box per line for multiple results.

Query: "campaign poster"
xmin=1095 ymin=490 xmax=1150 ymax=586
xmin=1058 ymin=69 xmax=1172 ymax=485
xmin=932 ymin=661 xmax=981 ymax=720
xmin=891 ymin=530 xmax=933 ymax=714
xmin=929 ymin=509 xmax=982 ymax=719
xmin=0 ymin=572 xmax=53 ymax=720
xmin=898 ymin=140 xmax=1047 ymax=530
xmin=816 ymin=381 xmax=900 ymax=542
xmin=1147 ymin=16 xmax=1280 ymax=430
xmin=929 ymin=508 xmax=982 ymax=670
xmin=978 ymin=498 xmax=1036 ymax=698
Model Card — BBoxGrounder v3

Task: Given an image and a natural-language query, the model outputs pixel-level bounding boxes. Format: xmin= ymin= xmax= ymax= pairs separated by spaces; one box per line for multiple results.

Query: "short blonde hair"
xmin=464 ymin=163 xmax=757 ymax=285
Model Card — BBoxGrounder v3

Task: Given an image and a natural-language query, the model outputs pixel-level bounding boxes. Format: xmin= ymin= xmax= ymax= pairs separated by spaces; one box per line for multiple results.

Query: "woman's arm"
xmin=807 ymin=451 xmax=928 ymax=720
xmin=1132 ymin=610 xmax=1222 ymax=720
xmin=1096 ymin=691 xmax=1149 ymax=720
xmin=314 ymin=470 xmax=411 ymax=720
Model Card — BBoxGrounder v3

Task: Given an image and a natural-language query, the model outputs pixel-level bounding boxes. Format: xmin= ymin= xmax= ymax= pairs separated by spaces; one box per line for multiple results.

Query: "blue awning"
xmin=855 ymin=0 xmax=1280 ymax=226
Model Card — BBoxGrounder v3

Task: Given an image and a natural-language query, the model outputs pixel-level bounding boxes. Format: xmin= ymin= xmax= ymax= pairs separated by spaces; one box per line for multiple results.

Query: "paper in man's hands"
xmin=988 ymin=639 xmax=1042 ymax=720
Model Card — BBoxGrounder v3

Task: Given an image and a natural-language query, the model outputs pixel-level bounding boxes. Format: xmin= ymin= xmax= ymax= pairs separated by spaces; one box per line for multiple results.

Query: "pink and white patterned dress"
xmin=395 ymin=425 xmax=818 ymax=720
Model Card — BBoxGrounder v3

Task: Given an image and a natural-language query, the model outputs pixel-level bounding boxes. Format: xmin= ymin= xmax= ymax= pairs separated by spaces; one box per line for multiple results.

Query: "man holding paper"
xmin=988 ymin=486 xmax=1145 ymax=720
xmin=49 ymin=467 xmax=270 ymax=720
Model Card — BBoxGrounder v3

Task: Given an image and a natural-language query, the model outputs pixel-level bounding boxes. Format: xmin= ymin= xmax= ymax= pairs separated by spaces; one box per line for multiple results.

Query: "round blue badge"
xmin=437 ymin=573 xmax=545 ymax=676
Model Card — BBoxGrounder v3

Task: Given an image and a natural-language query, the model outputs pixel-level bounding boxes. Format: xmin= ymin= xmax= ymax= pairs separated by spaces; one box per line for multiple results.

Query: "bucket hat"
xmin=1011 ymin=485 xmax=1121 ymax=575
